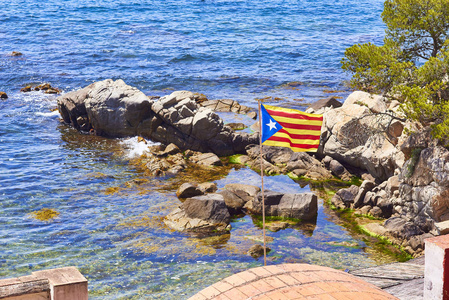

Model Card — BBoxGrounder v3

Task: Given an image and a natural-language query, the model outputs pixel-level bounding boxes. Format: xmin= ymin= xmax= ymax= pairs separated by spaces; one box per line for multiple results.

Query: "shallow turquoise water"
xmin=0 ymin=0 xmax=393 ymax=298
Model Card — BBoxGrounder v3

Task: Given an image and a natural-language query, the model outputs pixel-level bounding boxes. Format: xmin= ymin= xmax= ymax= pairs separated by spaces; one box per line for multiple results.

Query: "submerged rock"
xmin=247 ymin=244 xmax=271 ymax=259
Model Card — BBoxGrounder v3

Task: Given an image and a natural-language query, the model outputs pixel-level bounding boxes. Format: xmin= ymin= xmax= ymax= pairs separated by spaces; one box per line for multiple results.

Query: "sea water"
xmin=0 ymin=0 xmax=388 ymax=298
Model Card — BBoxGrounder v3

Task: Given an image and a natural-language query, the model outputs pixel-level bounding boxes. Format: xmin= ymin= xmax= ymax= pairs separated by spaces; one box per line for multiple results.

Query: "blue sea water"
xmin=0 ymin=0 xmax=388 ymax=299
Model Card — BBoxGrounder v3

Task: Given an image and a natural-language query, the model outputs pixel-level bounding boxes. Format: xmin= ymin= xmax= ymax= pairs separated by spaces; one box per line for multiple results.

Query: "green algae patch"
xmin=228 ymin=154 xmax=243 ymax=164
xmin=251 ymin=215 xmax=302 ymax=230
xmin=337 ymin=210 xmax=413 ymax=262
xmin=31 ymin=208 xmax=60 ymax=222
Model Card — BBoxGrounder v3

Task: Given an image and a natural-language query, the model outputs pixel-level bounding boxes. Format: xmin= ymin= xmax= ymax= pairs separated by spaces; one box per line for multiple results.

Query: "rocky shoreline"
xmin=56 ymin=78 xmax=449 ymax=258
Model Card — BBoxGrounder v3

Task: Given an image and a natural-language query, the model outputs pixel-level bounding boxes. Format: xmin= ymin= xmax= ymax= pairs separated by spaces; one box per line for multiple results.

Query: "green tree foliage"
xmin=383 ymin=0 xmax=449 ymax=60
xmin=341 ymin=0 xmax=449 ymax=141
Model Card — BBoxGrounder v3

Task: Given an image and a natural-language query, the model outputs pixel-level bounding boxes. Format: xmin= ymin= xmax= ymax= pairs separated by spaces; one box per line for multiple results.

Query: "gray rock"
xmin=245 ymin=191 xmax=318 ymax=220
xmin=224 ymin=184 xmax=261 ymax=198
xmin=218 ymin=190 xmax=248 ymax=215
xmin=190 ymin=152 xmax=223 ymax=167
xmin=342 ymin=91 xmax=387 ymax=113
xmin=164 ymin=194 xmax=231 ymax=233
xmin=353 ymin=180 xmax=376 ymax=208
xmin=331 ymin=185 xmax=359 ymax=209
xmin=85 ymin=79 xmax=154 ymax=137
xmin=176 ymin=183 xmax=204 ymax=199
xmin=198 ymin=182 xmax=218 ymax=193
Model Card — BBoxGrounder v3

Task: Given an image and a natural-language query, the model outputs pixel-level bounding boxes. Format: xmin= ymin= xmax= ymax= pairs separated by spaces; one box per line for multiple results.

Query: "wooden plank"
xmin=0 ymin=279 xmax=50 ymax=298
xmin=350 ymin=262 xmax=424 ymax=280
xmin=383 ymin=277 xmax=424 ymax=300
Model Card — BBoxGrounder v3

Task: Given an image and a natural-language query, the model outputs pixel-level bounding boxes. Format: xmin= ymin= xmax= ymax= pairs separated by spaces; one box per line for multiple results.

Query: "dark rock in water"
xmin=164 ymin=194 xmax=231 ymax=233
xmin=20 ymin=86 xmax=32 ymax=92
xmin=176 ymin=183 xmax=204 ymax=199
xmin=183 ymin=194 xmax=230 ymax=223
xmin=248 ymin=244 xmax=271 ymax=259
xmin=11 ymin=51 xmax=22 ymax=56
xmin=0 ymin=92 xmax=7 ymax=99
xmin=245 ymin=190 xmax=318 ymax=220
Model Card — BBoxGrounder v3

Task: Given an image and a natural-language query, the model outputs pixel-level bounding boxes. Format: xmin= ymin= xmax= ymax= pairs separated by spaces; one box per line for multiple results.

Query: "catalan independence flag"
xmin=260 ymin=104 xmax=323 ymax=152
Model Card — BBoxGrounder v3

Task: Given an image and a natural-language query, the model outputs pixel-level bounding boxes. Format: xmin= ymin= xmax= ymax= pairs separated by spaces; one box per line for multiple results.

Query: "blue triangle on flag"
xmin=261 ymin=104 xmax=281 ymax=143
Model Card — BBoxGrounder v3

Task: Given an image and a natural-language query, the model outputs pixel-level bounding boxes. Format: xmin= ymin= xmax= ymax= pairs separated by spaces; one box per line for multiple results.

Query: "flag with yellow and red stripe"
xmin=260 ymin=104 xmax=323 ymax=152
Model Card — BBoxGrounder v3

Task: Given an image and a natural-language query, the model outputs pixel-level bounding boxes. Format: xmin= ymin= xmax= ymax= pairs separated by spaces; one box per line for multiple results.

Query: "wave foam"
xmin=120 ymin=136 xmax=160 ymax=158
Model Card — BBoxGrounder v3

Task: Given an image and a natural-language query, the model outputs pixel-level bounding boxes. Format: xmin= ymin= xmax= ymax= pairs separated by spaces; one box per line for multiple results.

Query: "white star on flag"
xmin=266 ymin=119 xmax=277 ymax=131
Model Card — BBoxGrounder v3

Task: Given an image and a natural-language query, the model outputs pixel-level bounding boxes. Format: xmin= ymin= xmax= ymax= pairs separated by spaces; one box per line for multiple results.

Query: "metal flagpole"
xmin=258 ymin=101 xmax=267 ymax=266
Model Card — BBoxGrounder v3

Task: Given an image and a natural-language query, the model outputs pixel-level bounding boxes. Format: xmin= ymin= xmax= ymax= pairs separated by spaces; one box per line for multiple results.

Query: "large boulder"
xmin=318 ymin=91 xmax=405 ymax=181
xmin=58 ymin=79 xmax=154 ymax=136
xmin=245 ymin=190 xmax=318 ymax=220
xmin=164 ymin=194 xmax=231 ymax=233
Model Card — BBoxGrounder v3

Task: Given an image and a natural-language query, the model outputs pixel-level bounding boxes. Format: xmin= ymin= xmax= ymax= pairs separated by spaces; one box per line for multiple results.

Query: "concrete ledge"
xmin=425 ymin=235 xmax=449 ymax=300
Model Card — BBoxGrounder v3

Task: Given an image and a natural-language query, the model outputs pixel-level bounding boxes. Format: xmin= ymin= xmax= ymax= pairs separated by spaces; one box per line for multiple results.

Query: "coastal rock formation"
xmin=57 ymin=79 xmax=258 ymax=156
xmin=164 ymin=194 xmax=231 ymax=233
xmin=319 ymin=91 xmax=405 ymax=182
xmin=0 ymin=92 xmax=7 ymax=99
xmin=245 ymin=190 xmax=318 ymax=220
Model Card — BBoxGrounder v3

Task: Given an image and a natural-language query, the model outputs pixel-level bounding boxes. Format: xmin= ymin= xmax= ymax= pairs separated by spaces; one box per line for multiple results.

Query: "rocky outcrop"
xmin=0 ymin=92 xmax=7 ymax=99
xmin=164 ymin=194 xmax=231 ymax=233
xmin=319 ymin=91 xmax=405 ymax=182
xmin=57 ymin=79 xmax=257 ymax=156
xmin=245 ymin=190 xmax=318 ymax=220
